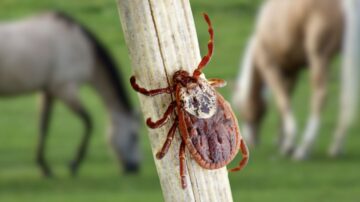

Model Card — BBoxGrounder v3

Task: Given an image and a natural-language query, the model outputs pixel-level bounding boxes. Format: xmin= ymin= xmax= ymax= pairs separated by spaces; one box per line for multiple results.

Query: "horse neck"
xmin=249 ymin=66 xmax=265 ymax=100
xmin=91 ymin=65 xmax=133 ymax=121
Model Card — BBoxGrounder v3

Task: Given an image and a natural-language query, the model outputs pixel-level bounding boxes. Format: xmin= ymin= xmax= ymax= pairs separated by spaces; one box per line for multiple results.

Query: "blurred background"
xmin=0 ymin=0 xmax=359 ymax=201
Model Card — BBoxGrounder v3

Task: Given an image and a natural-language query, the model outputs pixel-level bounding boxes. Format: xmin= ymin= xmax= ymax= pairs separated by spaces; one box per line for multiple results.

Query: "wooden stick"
xmin=117 ymin=1 xmax=233 ymax=201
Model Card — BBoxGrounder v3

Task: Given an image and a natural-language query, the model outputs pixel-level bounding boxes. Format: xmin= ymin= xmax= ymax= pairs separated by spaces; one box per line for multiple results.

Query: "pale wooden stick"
xmin=117 ymin=0 xmax=233 ymax=201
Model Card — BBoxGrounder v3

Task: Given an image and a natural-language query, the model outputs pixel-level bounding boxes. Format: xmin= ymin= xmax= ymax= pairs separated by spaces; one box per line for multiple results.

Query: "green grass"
xmin=0 ymin=0 xmax=359 ymax=201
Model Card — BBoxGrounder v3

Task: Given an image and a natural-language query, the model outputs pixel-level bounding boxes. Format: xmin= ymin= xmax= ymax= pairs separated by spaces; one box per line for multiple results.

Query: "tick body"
xmin=130 ymin=13 xmax=249 ymax=189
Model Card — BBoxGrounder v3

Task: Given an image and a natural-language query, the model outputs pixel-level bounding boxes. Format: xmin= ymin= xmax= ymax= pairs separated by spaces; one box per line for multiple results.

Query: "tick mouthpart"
xmin=173 ymin=70 xmax=198 ymax=86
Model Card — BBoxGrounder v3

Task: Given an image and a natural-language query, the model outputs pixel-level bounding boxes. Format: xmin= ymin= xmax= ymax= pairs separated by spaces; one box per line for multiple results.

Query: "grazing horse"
xmin=233 ymin=0 xmax=359 ymax=160
xmin=0 ymin=11 xmax=140 ymax=176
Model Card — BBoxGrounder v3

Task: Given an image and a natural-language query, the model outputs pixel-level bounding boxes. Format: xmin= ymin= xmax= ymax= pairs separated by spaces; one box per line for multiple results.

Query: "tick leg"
xmin=208 ymin=78 xmax=227 ymax=88
xmin=156 ymin=119 xmax=178 ymax=159
xmin=130 ymin=76 xmax=174 ymax=96
xmin=193 ymin=13 xmax=214 ymax=78
xmin=147 ymin=101 xmax=176 ymax=128
xmin=179 ymin=141 xmax=187 ymax=189
xmin=229 ymin=139 xmax=249 ymax=172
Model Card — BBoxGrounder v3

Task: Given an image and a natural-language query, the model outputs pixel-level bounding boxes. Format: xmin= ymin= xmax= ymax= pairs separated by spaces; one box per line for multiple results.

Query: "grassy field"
xmin=0 ymin=0 xmax=359 ymax=201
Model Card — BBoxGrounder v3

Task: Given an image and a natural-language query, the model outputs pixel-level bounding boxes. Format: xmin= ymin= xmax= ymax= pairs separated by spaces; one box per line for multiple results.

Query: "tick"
xmin=130 ymin=13 xmax=249 ymax=189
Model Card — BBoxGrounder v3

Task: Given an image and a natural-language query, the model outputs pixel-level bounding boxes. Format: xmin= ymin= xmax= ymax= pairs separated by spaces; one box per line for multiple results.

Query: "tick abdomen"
xmin=180 ymin=94 xmax=240 ymax=169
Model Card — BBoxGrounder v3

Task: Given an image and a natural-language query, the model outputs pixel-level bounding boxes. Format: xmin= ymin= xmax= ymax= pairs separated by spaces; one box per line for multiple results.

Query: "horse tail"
xmin=52 ymin=11 xmax=133 ymax=111
xmin=329 ymin=1 xmax=360 ymax=155
xmin=339 ymin=0 xmax=360 ymax=127
xmin=232 ymin=36 xmax=257 ymax=108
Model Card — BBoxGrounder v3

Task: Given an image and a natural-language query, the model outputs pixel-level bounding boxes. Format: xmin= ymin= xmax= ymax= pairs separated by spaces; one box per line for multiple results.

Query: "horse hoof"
xmin=280 ymin=145 xmax=294 ymax=157
xmin=42 ymin=169 xmax=54 ymax=178
xmin=39 ymin=165 xmax=54 ymax=178
xmin=292 ymin=149 xmax=308 ymax=161
xmin=328 ymin=146 xmax=343 ymax=158
xmin=68 ymin=161 xmax=79 ymax=177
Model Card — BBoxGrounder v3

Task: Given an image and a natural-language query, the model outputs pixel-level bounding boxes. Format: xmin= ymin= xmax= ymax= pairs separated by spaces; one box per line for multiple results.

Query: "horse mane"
xmin=53 ymin=11 xmax=133 ymax=111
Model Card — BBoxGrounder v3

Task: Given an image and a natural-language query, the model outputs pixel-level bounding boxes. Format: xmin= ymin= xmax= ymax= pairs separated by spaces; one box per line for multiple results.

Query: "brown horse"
xmin=233 ymin=0 xmax=359 ymax=160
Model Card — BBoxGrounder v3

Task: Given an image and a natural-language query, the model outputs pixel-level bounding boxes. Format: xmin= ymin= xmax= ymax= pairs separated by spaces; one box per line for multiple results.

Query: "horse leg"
xmin=277 ymin=72 xmax=299 ymax=147
xmin=55 ymin=85 xmax=93 ymax=176
xmin=257 ymin=59 xmax=297 ymax=155
xmin=293 ymin=57 xmax=329 ymax=160
xmin=329 ymin=119 xmax=349 ymax=157
xmin=69 ymin=105 xmax=92 ymax=176
xmin=293 ymin=14 xmax=334 ymax=160
xmin=36 ymin=93 xmax=54 ymax=177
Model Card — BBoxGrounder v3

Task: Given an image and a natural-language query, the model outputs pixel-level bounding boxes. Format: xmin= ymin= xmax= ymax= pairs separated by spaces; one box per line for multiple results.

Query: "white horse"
xmin=0 ymin=11 xmax=140 ymax=176
xmin=233 ymin=0 xmax=359 ymax=160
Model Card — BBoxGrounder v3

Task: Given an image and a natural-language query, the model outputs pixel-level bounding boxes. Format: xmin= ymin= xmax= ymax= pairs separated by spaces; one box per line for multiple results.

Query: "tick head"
xmin=173 ymin=70 xmax=193 ymax=86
